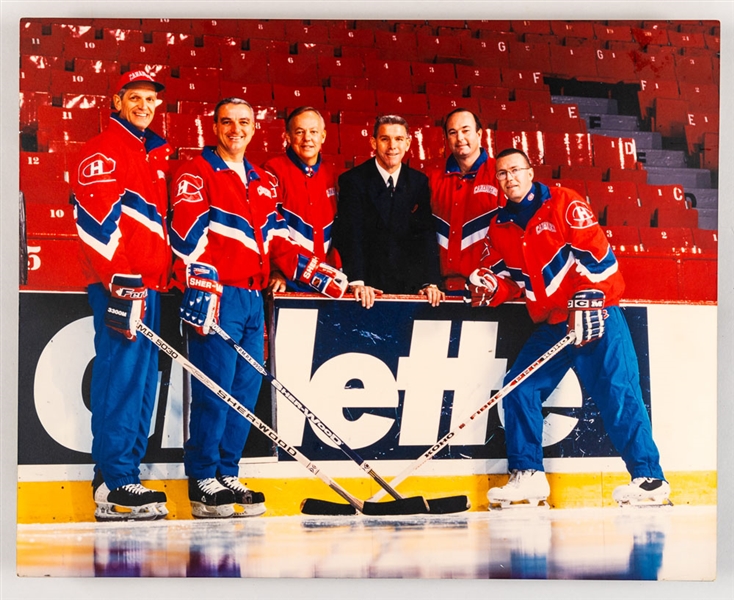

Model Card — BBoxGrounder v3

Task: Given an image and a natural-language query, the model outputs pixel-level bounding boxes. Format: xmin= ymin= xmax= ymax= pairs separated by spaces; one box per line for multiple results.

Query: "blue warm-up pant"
xmin=502 ymin=306 xmax=665 ymax=480
xmin=88 ymin=283 xmax=160 ymax=491
xmin=184 ymin=287 xmax=264 ymax=479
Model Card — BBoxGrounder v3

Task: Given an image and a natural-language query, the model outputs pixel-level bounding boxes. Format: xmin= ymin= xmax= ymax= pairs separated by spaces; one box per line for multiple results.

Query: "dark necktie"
xmin=387 ymin=175 xmax=395 ymax=197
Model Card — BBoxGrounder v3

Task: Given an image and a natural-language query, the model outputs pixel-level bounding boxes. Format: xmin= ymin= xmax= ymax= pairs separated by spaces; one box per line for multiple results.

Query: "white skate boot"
xmin=94 ymin=482 xmax=168 ymax=522
xmin=612 ymin=478 xmax=672 ymax=507
xmin=487 ymin=469 xmax=550 ymax=509
xmin=217 ymin=475 xmax=266 ymax=517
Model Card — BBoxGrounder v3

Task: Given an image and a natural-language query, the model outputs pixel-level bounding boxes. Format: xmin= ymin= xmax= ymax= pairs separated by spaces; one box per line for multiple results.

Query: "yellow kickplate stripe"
xmin=17 ymin=471 xmax=717 ymax=524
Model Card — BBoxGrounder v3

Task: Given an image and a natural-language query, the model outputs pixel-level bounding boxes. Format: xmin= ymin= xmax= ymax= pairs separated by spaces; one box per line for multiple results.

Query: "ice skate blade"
xmin=616 ymin=498 xmax=674 ymax=509
xmin=190 ymin=501 xmax=235 ymax=519
xmin=94 ymin=503 xmax=160 ymax=522
xmin=488 ymin=499 xmax=550 ymax=511
xmin=232 ymin=502 xmax=266 ymax=517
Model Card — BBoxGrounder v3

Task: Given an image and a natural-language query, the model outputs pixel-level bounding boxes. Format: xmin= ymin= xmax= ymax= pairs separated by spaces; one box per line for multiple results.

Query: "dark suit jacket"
xmin=333 ymin=158 xmax=441 ymax=294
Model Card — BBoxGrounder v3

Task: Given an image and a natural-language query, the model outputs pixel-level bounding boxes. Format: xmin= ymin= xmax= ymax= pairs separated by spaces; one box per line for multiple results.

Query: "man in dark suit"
xmin=333 ymin=115 xmax=444 ymax=309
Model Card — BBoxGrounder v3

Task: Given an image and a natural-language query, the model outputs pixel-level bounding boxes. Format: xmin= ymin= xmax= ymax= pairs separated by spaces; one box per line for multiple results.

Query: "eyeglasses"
xmin=497 ymin=167 xmax=532 ymax=181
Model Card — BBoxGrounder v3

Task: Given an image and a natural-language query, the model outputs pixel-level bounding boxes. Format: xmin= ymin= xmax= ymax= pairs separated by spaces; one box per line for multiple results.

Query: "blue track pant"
xmin=184 ymin=287 xmax=264 ymax=479
xmin=88 ymin=283 xmax=160 ymax=491
xmin=503 ymin=307 xmax=665 ymax=480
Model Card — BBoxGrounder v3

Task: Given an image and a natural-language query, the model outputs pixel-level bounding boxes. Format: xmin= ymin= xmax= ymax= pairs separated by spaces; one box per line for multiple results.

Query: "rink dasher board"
xmin=17 ymin=293 xmax=716 ymax=520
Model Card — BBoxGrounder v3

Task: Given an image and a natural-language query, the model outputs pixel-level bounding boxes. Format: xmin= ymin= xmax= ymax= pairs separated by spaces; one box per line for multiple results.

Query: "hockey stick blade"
xmin=427 ymin=495 xmax=471 ymax=514
xmin=301 ymin=498 xmax=357 ymax=516
xmin=360 ymin=496 xmax=429 ymax=516
xmin=301 ymin=496 xmax=429 ymax=516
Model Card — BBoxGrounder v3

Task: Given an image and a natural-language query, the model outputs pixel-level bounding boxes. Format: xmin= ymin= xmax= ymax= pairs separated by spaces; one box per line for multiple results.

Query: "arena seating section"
xmin=19 ymin=18 xmax=719 ymax=302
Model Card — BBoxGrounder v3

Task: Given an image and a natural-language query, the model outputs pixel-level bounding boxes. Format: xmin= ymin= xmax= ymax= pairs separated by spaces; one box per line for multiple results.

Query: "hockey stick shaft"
xmin=135 ymin=321 xmax=364 ymax=512
xmin=368 ymin=331 xmax=576 ymax=502
xmin=211 ymin=322 xmax=404 ymax=501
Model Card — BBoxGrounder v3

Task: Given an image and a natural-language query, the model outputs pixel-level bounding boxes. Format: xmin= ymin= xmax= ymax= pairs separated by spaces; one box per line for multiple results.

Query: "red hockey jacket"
xmin=480 ymin=182 xmax=625 ymax=324
xmin=169 ymin=147 xmax=302 ymax=290
xmin=262 ymin=148 xmax=340 ymax=266
xmin=429 ymin=149 xmax=502 ymax=291
xmin=71 ymin=113 xmax=173 ymax=291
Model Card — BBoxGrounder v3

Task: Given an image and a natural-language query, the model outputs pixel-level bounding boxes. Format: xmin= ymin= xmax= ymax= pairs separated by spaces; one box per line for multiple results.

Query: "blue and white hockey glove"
xmin=295 ymin=254 xmax=348 ymax=298
xmin=464 ymin=267 xmax=499 ymax=307
xmin=180 ymin=262 xmax=223 ymax=336
xmin=105 ymin=274 xmax=147 ymax=340
xmin=567 ymin=289 xmax=607 ymax=346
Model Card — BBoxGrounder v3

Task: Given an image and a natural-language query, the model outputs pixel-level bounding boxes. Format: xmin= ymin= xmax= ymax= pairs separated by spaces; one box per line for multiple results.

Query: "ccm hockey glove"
xmin=105 ymin=274 xmax=147 ymax=340
xmin=181 ymin=262 xmax=223 ymax=336
xmin=464 ymin=267 xmax=499 ymax=307
xmin=295 ymin=254 xmax=348 ymax=298
xmin=567 ymin=289 xmax=606 ymax=346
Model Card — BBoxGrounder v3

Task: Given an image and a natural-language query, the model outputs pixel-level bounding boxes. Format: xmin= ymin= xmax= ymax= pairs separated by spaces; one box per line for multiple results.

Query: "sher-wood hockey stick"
xmin=368 ymin=331 xmax=577 ymax=502
xmin=212 ymin=322 xmax=468 ymax=514
xmin=135 ymin=321 xmax=427 ymax=517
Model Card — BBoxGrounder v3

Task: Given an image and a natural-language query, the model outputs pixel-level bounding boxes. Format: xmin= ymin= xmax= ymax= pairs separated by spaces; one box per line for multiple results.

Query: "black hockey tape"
xmin=360 ymin=496 xmax=429 ymax=516
xmin=426 ymin=495 xmax=471 ymax=514
xmin=300 ymin=498 xmax=357 ymax=516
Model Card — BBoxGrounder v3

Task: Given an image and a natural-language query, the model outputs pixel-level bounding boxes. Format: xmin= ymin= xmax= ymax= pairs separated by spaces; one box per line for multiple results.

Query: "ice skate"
xmin=487 ymin=469 xmax=550 ymax=510
xmin=189 ymin=477 xmax=236 ymax=518
xmin=217 ymin=475 xmax=266 ymax=517
xmin=94 ymin=482 xmax=167 ymax=522
xmin=612 ymin=478 xmax=672 ymax=507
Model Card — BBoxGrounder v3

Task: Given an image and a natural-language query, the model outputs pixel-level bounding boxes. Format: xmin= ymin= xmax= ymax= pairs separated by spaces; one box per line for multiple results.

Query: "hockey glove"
xmin=180 ymin=262 xmax=223 ymax=336
xmin=105 ymin=274 xmax=147 ymax=340
xmin=463 ymin=267 xmax=499 ymax=307
xmin=567 ymin=289 xmax=607 ymax=346
xmin=295 ymin=254 xmax=348 ymax=298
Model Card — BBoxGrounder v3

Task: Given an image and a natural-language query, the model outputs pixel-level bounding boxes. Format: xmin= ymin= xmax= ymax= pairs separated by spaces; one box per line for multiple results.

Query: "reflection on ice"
xmin=16 ymin=506 xmax=715 ymax=580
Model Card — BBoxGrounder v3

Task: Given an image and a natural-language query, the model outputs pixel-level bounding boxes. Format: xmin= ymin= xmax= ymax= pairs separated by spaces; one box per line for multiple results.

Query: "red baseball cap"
xmin=115 ymin=70 xmax=165 ymax=93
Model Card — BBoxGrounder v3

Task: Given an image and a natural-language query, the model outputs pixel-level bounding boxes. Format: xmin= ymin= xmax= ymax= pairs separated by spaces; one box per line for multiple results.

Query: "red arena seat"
xmin=543 ymin=132 xmax=593 ymax=168
xmin=638 ymin=226 xmax=695 ymax=255
xmin=219 ymin=81 xmax=273 ymax=106
xmin=592 ymin=135 xmax=637 ymax=170
xmin=365 ymin=58 xmax=413 ymax=94
xmin=459 ymin=38 xmax=510 ymax=69
xmin=268 ymin=53 xmax=320 ymax=87
xmin=602 ymin=225 xmax=643 ymax=255
xmin=375 ymin=91 xmax=429 ymax=116
xmin=508 ymin=41 xmax=552 ymax=73
xmin=456 ymin=65 xmax=503 ymax=88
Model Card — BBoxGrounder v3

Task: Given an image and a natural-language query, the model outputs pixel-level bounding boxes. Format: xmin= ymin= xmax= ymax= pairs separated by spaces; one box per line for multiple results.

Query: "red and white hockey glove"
xmin=463 ymin=268 xmax=499 ymax=307
xmin=567 ymin=289 xmax=607 ymax=346
xmin=181 ymin=262 xmax=223 ymax=336
xmin=106 ymin=274 xmax=147 ymax=340
xmin=295 ymin=254 xmax=348 ymax=299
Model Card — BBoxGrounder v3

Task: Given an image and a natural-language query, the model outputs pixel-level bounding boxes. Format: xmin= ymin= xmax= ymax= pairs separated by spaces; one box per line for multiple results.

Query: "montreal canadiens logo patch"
xmin=174 ymin=173 xmax=204 ymax=204
xmin=565 ymin=200 xmax=597 ymax=229
xmin=78 ymin=153 xmax=116 ymax=185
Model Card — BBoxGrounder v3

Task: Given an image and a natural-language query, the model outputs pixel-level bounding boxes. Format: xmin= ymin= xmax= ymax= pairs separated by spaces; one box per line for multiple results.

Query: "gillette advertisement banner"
xmin=18 ymin=292 xmax=671 ymax=470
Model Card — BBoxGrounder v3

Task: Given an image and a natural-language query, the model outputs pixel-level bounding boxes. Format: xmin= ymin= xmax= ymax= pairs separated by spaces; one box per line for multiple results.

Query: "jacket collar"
xmin=201 ymin=146 xmax=261 ymax=182
xmin=445 ymin=147 xmax=488 ymax=180
xmin=495 ymin=182 xmax=552 ymax=227
xmin=109 ymin=113 xmax=168 ymax=153
xmin=286 ymin=145 xmax=321 ymax=176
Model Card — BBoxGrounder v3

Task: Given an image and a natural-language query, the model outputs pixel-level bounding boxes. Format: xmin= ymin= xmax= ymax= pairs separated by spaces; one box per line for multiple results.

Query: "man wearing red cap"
xmin=71 ymin=70 xmax=173 ymax=521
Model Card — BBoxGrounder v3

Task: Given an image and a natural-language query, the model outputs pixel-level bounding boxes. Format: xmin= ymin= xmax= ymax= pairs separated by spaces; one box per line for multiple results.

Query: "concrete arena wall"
xmin=17 ymin=295 xmax=716 ymax=523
